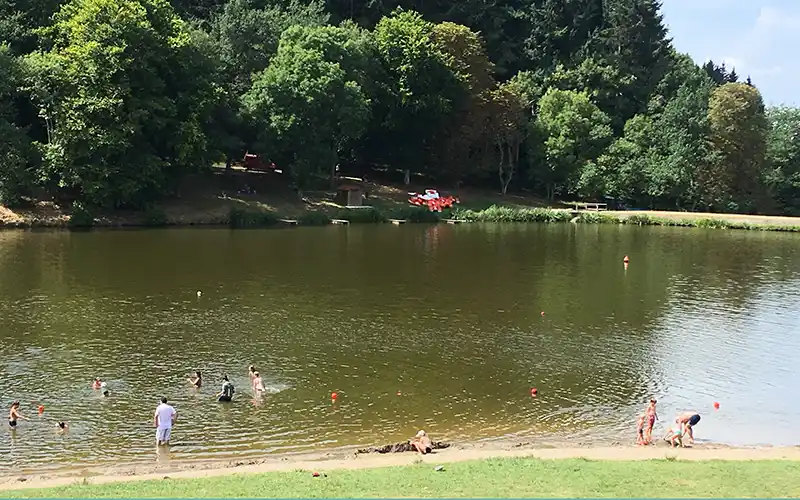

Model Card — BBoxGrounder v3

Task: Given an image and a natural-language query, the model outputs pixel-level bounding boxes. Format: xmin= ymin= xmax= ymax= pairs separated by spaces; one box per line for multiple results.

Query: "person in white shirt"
xmin=153 ymin=397 xmax=176 ymax=446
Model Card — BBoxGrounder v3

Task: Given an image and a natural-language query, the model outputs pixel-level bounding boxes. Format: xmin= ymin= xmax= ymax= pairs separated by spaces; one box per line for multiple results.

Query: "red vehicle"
xmin=408 ymin=189 xmax=459 ymax=212
xmin=243 ymin=153 xmax=278 ymax=173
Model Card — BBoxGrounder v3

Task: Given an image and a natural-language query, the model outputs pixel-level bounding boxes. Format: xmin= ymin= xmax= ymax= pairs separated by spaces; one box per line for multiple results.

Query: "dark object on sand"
xmin=356 ymin=441 xmax=450 ymax=454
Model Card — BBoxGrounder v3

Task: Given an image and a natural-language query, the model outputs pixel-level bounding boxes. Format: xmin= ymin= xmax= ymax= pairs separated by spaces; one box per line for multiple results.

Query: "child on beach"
xmin=644 ymin=399 xmax=658 ymax=443
xmin=636 ymin=414 xmax=646 ymax=445
xmin=664 ymin=420 xmax=686 ymax=448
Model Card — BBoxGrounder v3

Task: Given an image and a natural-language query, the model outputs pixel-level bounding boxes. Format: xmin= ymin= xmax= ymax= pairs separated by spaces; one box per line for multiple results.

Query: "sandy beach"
xmin=3 ymin=440 xmax=800 ymax=492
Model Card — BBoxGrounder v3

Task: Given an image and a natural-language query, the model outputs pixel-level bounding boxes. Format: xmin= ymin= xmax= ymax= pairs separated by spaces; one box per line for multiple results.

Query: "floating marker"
xmin=530 ymin=387 xmax=538 ymax=397
xmin=397 ymin=391 xmax=402 ymax=396
xmin=197 ymin=291 xmax=202 ymax=297
xmin=38 ymin=405 xmax=44 ymax=414
xmin=540 ymin=311 xmax=545 ymax=317
xmin=331 ymin=392 xmax=338 ymax=400
xmin=714 ymin=402 xmax=720 ymax=410
xmin=623 ymin=255 xmax=630 ymax=263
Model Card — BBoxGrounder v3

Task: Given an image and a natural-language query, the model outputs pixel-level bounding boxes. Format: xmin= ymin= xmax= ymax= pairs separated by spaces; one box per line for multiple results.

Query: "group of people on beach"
xmin=636 ymin=399 xmax=701 ymax=448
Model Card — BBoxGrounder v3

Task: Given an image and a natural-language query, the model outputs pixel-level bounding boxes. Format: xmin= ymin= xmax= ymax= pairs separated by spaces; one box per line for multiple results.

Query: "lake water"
xmin=1 ymin=224 xmax=799 ymax=474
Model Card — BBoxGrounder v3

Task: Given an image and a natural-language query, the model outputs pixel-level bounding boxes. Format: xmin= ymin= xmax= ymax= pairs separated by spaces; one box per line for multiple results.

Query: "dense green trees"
xmin=0 ymin=0 xmax=798 ymax=215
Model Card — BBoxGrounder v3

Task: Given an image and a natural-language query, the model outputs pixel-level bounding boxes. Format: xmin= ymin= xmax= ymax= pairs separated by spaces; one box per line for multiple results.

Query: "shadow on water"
xmin=0 ymin=224 xmax=798 ymax=472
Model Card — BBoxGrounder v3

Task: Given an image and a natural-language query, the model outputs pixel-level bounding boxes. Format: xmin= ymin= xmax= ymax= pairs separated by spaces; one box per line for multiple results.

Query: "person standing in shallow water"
xmin=187 ymin=371 xmax=202 ymax=389
xmin=8 ymin=401 xmax=28 ymax=429
xmin=154 ymin=397 xmax=177 ymax=446
xmin=217 ymin=375 xmax=235 ymax=402
xmin=252 ymin=371 xmax=265 ymax=395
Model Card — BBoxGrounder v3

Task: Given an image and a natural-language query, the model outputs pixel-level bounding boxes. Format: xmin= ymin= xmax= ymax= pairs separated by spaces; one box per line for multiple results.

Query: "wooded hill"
xmin=1 ymin=0 xmax=798 ymax=214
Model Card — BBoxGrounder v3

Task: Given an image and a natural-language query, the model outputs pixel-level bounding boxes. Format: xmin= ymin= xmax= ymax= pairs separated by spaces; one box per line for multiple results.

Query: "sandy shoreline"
xmin=4 ymin=441 xmax=800 ymax=492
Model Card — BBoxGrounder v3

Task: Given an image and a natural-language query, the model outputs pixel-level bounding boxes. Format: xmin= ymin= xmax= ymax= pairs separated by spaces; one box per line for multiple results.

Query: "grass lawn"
xmin=6 ymin=457 xmax=800 ymax=498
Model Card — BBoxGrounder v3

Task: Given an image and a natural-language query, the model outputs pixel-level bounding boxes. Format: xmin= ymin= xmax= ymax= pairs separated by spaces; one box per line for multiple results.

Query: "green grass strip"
xmin=5 ymin=457 xmax=800 ymax=498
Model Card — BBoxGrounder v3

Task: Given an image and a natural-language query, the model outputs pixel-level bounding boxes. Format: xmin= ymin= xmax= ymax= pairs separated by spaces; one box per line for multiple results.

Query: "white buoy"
xmin=197 ymin=291 xmax=202 ymax=297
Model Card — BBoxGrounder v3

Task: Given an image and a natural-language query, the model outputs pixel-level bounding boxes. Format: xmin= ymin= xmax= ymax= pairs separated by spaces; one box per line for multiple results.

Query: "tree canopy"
xmin=0 ymin=0 xmax=797 ymax=215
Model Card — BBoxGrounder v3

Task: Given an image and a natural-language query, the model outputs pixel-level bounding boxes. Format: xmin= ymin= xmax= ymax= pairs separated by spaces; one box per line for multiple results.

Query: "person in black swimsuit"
xmin=8 ymin=401 xmax=27 ymax=428
xmin=217 ymin=375 xmax=235 ymax=402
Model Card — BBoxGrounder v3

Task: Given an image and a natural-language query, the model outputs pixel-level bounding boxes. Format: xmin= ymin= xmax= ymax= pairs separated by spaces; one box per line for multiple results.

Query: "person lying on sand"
xmin=676 ymin=411 xmax=701 ymax=444
xmin=411 ymin=430 xmax=433 ymax=455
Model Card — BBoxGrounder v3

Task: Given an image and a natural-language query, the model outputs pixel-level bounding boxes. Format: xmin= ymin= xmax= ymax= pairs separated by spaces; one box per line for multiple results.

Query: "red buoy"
xmin=396 ymin=391 xmax=402 ymax=396
xmin=530 ymin=388 xmax=538 ymax=397
xmin=331 ymin=392 xmax=338 ymax=400
xmin=623 ymin=255 xmax=630 ymax=263
xmin=540 ymin=311 xmax=545 ymax=316
xmin=38 ymin=405 xmax=44 ymax=414
xmin=713 ymin=402 xmax=720 ymax=410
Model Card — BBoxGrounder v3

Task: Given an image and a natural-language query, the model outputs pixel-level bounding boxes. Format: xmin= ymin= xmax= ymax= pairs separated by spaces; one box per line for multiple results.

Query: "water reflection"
xmin=0 ymin=225 xmax=798 ymax=473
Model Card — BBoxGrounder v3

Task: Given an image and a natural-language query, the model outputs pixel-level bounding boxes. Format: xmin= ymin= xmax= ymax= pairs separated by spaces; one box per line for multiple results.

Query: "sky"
xmin=660 ymin=0 xmax=799 ymax=106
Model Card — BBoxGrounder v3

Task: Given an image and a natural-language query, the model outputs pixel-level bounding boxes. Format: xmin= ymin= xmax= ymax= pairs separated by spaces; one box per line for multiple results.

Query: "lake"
xmin=1 ymin=223 xmax=799 ymax=474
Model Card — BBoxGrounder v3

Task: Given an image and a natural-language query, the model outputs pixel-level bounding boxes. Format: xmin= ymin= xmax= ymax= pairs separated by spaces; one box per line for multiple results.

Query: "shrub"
xmin=298 ymin=211 xmax=332 ymax=226
xmin=142 ymin=204 xmax=168 ymax=227
xmin=68 ymin=201 xmax=94 ymax=228
xmin=228 ymin=208 xmax=279 ymax=228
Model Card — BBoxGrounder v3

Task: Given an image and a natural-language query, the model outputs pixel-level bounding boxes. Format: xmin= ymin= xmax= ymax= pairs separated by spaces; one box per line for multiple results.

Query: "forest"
xmin=0 ymin=0 xmax=799 ymax=215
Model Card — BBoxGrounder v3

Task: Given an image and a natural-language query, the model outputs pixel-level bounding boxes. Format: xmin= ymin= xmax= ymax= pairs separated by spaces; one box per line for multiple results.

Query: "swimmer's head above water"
xmin=57 ymin=421 xmax=67 ymax=429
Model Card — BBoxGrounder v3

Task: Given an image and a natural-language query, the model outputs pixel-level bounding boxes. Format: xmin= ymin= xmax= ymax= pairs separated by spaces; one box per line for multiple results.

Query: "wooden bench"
xmin=574 ymin=202 xmax=608 ymax=212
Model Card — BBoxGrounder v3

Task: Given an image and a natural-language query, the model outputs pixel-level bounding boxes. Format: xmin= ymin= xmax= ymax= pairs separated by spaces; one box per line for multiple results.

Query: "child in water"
xmin=252 ymin=371 xmax=265 ymax=395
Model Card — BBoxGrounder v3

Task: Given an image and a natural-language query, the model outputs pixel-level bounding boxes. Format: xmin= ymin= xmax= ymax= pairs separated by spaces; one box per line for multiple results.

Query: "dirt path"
xmin=4 ymin=442 xmax=800 ymax=492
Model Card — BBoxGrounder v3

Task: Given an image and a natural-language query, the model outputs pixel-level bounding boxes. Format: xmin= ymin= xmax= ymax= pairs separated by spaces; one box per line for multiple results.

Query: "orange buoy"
xmin=623 ymin=255 xmax=630 ymax=263
xmin=540 ymin=311 xmax=545 ymax=316
xmin=38 ymin=405 xmax=44 ymax=414
xmin=530 ymin=388 xmax=538 ymax=397
xmin=396 ymin=391 xmax=402 ymax=396
xmin=714 ymin=402 xmax=720 ymax=410
xmin=331 ymin=392 xmax=338 ymax=400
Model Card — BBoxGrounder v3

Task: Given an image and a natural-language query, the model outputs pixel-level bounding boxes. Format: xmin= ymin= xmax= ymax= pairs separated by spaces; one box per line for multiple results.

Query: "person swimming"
xmin=248 ymin=365 xmax=256 ymax=381
xmin=252 ymin=372 xmax=265 ymax=394
xmin=187 ymin=371 xmax=202 ymax=389
xmin=103 ymin=390 xmax=110 ymax=397
xmin=92 ymin=378 xmax=102 ymax=390
xmin=57 ymin=421 xmax=68 ymax=433
xmin=8 ymin=401 xmax=27 ymax=428
xmin=217 ymin=375 xmax=235 ymax=402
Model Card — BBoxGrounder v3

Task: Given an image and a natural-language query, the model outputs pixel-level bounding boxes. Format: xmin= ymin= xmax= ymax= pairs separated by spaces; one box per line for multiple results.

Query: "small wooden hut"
xmin=336 ymin=185 xmax=364 ymax=207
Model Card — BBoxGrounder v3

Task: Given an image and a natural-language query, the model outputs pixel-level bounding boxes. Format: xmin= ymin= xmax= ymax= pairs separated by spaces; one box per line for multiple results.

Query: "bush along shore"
xmin=1 ymin=204 xmax=799 ymax=232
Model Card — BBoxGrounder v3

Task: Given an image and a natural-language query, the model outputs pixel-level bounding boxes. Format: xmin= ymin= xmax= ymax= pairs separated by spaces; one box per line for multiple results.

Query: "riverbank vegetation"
xmin=1 ymin=0 xmax=799 ymax=222
xmin=5 ymin=457 xmax=800 ymax=498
